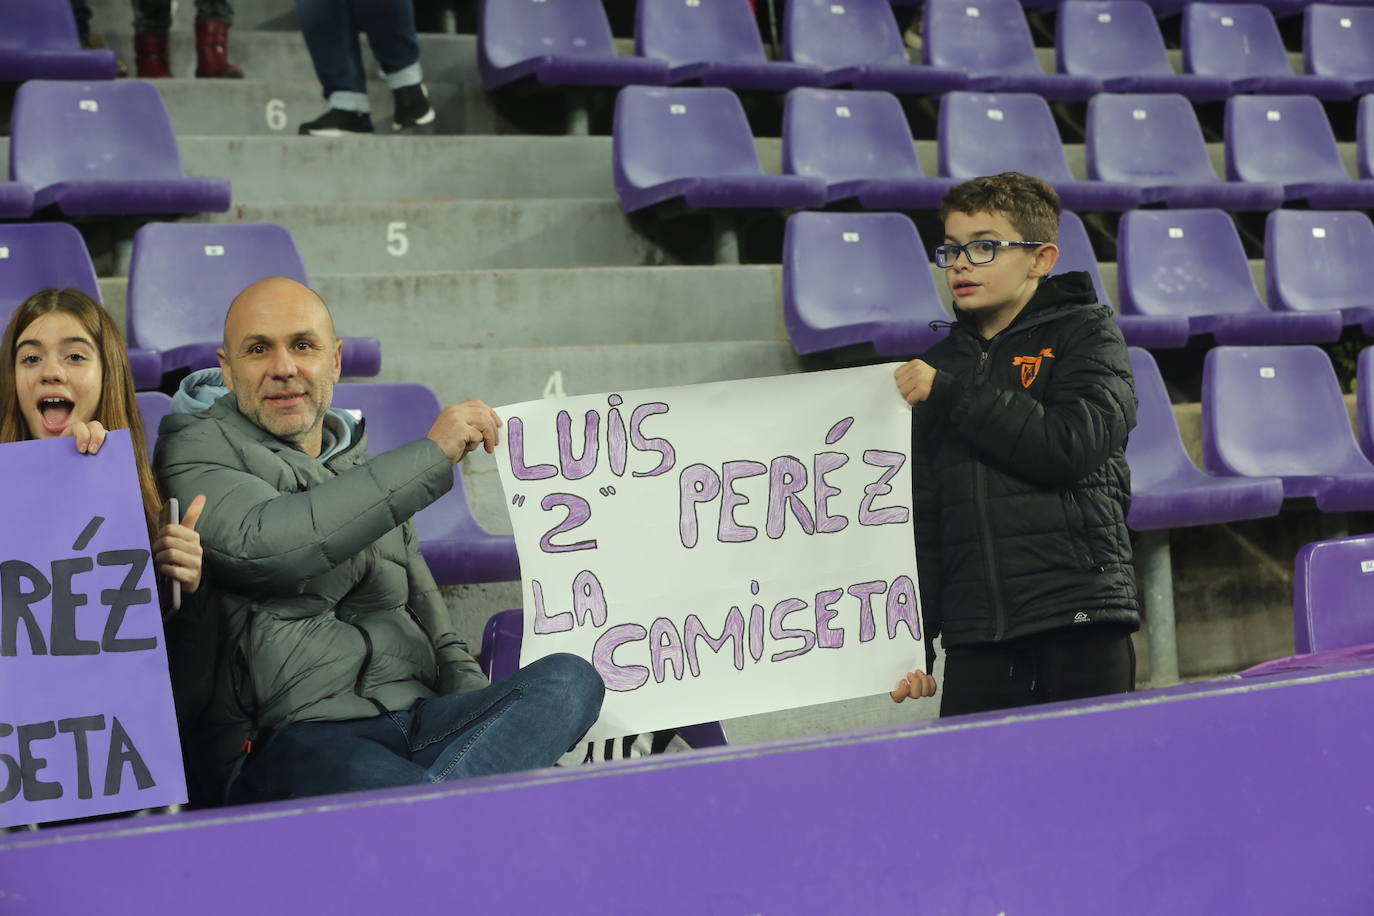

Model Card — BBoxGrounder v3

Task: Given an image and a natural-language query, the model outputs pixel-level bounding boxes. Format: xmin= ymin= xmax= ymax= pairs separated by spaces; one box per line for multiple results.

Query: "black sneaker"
xmin=392 ymin=83 xmax=436 ymax=131
xmin=298 ymin=108 xmax=374 ymax=137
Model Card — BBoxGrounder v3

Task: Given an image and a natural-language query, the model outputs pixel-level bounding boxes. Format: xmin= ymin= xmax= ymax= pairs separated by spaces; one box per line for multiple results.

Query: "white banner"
xmin=495 ymin=365 xmax=922 ymax=741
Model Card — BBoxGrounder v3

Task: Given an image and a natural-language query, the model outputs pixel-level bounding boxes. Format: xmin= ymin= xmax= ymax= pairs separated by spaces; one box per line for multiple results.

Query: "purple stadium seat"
xmin=613 ymin=86 xmax=827 ymax=213
xmin=784 ymin=0 xmax=967 ymax=95
xmin=1120 ymin=209 xmax=1343 ymax=344
xmin=1126 ymin=347 xmax=1284 ymax=531
xmin=1358 ymin=347 xmax=1374 ymax=461
xmin=477 ymin=0 xmax=669 ymax=91
xmin=637 ymin=0 xmax=823 ymax=91
xmin=924 ymin=0 xmax=1102 ymax=102
xmin=1293 ymin=534 xmax=1374 ymax=654
xmin=136 ymin=391 xmax=173 ymax=458
xmin=126 ymin=222 xmax=381 ymax=380
xmin=782 ymin=211 xmax=951 ymax=355
xmin=0 ymin=0 xmax=118 ymax=81
xmin=1360 ymin=93 xmax=1373 ymax=179
xmin=1203 ymin=345 xmax=1374 ymax=511
xmin=1265 ymin=209 xmax=1374 ymax=332
xmin=1225 ymin=94 xmax=1374 ymax=207
xmin=1057 ymin=1 xmax=1233 ymax=101
xmin=480 ymin=608 xmax=728 ymax=747
xmin=781 ymin=88 xmax=958 ymax=208
xmin=1086 ymin=93 xmax=1285 ymax=210
xmin=1055 ymin=210 xmax=1190 ymax=348
xmin=938 ymin=92 xmax=1144 ymax=211
xmin=1304 ymin=4 xmax=1374 ymax=92
xmin=333 ymin=383 xmax=518 ymax=586
xmin=1182 ymin=3 xmax=1355 ymax=100
xmin=0 ymin=179 xmax=35 ymax=219
xmin=9 ymin=81 xmax=230 ymax=218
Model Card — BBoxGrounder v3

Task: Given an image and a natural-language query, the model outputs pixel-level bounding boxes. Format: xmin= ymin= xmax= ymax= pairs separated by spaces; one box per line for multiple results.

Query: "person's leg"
xmin=407 ymin=653 xmax=605 ymax=781
xmin=349 ymin=0 xmax=435 ymax=129
xmin=938 ymin=641 xmax=1037 ymax=717
xmin=194 ymin=0 xmax=243 ymax=78
xmin=229 ymin=714 xmax=424 ymax=803
xmin=69 ymin=0 xmax=93 ymax=42
xmin=133 ymin=0 xmax=173 ymax=77
xmin=295 ymin=0 xmax=374 ymax=133
xmin=1029 ymin=626 xmax=1137 ymax=705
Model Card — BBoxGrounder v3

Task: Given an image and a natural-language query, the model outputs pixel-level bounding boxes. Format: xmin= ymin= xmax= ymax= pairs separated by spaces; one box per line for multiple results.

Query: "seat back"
xmin=479 ymin=0 xmax=618 ymax=68
xmin=331 ymin=382 xmax=482 ymax=546
xmin=1126 ymin=347 xmax=1198 ymax=489
xmin=614 ymin=86 xmax=763 ymax=190
xmin=1055 ymin=210 xmax=1113 ymax=308
xmin=924 ymin=0 xmax=1043 ymax=76
xmin=1058 ymin=0 xmax=1174 ymax=78
xmin=9 ymin=80 xmax=186 ymax=187
xmin=0 ymin=223 xmax=101 ymax=329
xmin=1183 ymin=3 xmax=1293 ymax=79
xmin=938 ymin=91 xmax=1075 ymax=181
xmin=782 ymin=88 xmax=924 ymax=182
xmin=0 ymin=0 xmax=80 ymax=51
xmin=126 ymin=222 xmax=308 ymax=352
xmin=1358 ymin=347 xmax=1374 ymax=461
xmin=1119 ymin=209 xmax=1265 ymax=318
xmin=1202 ymin=345 xmax=1367 ymax=478
xmin=1087 ymin=93 xmax=1220 ymax=185
xmin=1224 ymin=94 xmax=1350 ymax=183
xmin=637 ymin=0 xmax=766 ymax=66
xmin=782 ymin=211 xmax=946 ymax=354
xmin=1304 ymin=3 xmax=1374 ymax=80
xmin=136 ymin=391 xmax=173 ymax=458
xmin=1293 ymin=534 xmax=1374 ymax=654
xmin=784 ymin=0 xmax=910 ymax=69
xmin=1265 ymin=209 xmax=1374 ymax=314
xmin=1359 ymin=93 xmax=1373 ymax=179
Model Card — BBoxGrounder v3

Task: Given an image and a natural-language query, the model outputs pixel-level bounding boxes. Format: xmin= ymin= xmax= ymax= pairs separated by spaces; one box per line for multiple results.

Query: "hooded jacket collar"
xmin=949 ymin=270 xmax=1106 ymax=340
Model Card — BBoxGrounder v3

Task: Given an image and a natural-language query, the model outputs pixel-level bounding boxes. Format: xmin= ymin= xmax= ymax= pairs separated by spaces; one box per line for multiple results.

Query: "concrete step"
xmin=189 ymin=199 xmax=682 ymax=272
xmin=178 ymin=134 xmax=616 ymax=200
xmin=93 ymin=29 xmax=482 ymax=87
xmin=148 ymin=77 xmax=484 ymax=136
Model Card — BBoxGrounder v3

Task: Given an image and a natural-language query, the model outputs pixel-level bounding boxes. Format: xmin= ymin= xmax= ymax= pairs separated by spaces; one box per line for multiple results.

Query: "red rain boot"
xmin=134 ymin=32 xmax=172 ymax=78
xmin=194 ymin=19 xmax=244 ymax=79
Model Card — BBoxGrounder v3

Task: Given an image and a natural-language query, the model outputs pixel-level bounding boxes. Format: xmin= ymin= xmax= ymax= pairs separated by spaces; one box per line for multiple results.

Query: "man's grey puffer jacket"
xmin=155 ymin=380 xmax=488 ymax=790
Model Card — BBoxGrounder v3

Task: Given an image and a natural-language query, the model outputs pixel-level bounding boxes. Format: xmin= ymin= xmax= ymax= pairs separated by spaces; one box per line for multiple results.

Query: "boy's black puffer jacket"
xmin=913 ymin=271 xmax=1141 ymax=649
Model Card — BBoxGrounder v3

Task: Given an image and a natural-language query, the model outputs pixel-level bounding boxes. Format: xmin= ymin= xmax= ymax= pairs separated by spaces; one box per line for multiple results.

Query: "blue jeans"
xmin=295 ymin=0 xmax=423 ymax=111
xmin=69 ymin=0 xmax=235 ymax=38
xmin=228 ymin=654 xmax=605 ymax=803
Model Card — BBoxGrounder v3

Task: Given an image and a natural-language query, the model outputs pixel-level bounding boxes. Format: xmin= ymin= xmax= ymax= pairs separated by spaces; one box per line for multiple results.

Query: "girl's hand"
xmin=155 ymin=494 xmax=206 ymax=593
xmin=68 ymin=420 xmax=107 ymax=455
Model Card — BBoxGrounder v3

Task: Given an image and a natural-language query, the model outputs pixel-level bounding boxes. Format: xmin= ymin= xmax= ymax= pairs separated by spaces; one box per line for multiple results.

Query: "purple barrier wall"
xmin=3 ymin=667 xmax=1373 ymax=914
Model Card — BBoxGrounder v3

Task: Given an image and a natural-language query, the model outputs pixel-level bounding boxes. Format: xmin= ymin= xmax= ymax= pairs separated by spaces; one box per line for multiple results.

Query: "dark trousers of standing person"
xmin=939 ymin=625 xmax=1137 ymax=718
xmin=295 ymin=0 xmax=423 ymax=113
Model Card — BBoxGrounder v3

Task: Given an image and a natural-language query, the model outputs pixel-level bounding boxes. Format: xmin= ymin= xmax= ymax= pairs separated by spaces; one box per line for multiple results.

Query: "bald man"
xmin=155 ymin=278 xmax=603 ymax=805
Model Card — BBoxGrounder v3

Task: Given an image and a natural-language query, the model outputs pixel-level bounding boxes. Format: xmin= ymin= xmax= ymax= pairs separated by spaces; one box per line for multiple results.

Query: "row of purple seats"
xmin=0 ymin=221 xmax=381 ymax=386
xmin=480 ymin=0 xmax=965 ymax=95
xmin=2 ymin=80 xmax=231 ymax=221
xmin=0 ymin=0 xmax=118 ymax=81
xmin=782 ymin=207 xmax=1374 ymax=357
xmin=480 ymin=608 xmax=729 ymax=748
xmin=614 ymin=85 xmax=1372 ymax=217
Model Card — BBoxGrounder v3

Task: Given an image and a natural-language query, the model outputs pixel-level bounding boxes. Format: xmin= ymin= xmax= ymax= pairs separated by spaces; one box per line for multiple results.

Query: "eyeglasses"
xmin=933 ymin=239 xmax=1044 ymax=268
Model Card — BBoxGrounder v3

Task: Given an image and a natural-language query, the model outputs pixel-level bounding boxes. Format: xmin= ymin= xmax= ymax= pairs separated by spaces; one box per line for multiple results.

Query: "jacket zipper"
xmin=971 ymin=345 xmax=1010 ymax=641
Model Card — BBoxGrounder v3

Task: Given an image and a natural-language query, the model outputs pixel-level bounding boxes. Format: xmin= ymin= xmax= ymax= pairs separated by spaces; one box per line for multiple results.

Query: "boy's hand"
xmin=890 ymin=668 xmax=938 ymax=703
xmin=895 ymin=360 xmax=937 ymax=405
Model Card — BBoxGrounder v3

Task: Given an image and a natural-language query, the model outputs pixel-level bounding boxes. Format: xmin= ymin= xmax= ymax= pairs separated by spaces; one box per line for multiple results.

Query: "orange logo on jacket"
xmin=1012 ymin=348 xmax=1055 ymax=388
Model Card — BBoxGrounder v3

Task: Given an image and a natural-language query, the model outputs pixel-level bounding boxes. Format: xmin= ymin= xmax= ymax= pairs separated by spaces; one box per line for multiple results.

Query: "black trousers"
xmin=940 ymin=625 xmax=1137 ymax=718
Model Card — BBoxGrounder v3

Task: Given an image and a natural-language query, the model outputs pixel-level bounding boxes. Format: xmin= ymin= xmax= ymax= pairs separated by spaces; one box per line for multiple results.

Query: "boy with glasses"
xmin=888 ymin=172 xmax=1141 ymax=716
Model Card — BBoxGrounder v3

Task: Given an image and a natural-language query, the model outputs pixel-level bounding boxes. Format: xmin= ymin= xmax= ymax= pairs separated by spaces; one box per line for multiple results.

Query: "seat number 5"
xmin=386 ymin=222 xmax=409 ymax=257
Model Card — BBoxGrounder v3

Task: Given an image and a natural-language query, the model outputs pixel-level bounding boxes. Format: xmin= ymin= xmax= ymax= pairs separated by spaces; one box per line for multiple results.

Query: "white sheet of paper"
xmin=495 ymin=365 xmax=923 ymax=741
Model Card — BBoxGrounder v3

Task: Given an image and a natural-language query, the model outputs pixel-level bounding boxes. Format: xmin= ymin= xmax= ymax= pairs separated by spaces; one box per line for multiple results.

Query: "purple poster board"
xmin=0 ymin=431 xmax=186 ymax=827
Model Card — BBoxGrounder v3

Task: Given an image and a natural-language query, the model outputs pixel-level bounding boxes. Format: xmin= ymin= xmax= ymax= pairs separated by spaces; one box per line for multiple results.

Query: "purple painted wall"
xmin=3 ymin=668 xmax=1372 ymax=914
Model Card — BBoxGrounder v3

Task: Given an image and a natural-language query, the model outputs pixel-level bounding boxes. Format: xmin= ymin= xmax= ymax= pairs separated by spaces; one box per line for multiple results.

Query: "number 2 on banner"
xmin=386 ymin=221 xmax=409 ymax=257
xmin=265 ymin=99 xmax=287 ymax=131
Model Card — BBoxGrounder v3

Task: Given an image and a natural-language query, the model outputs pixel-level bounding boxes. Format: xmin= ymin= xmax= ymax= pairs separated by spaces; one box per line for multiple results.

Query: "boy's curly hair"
xmin=939 ymin=172 xmax=1061 ymax=245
